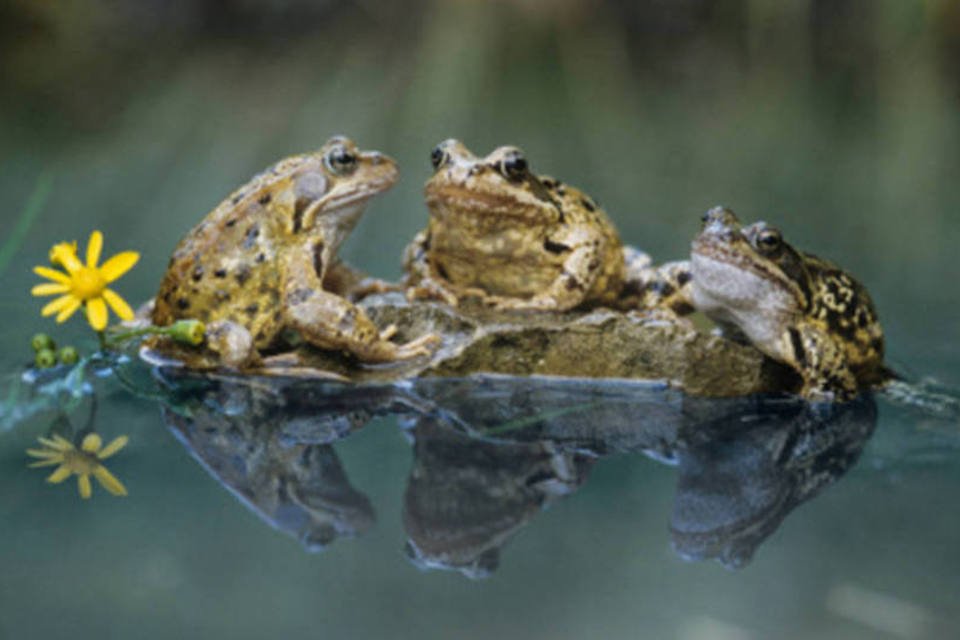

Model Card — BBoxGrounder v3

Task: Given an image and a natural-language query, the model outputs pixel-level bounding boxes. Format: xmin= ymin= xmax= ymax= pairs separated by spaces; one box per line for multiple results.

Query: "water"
xmin=2 ymin=2 xmax=960 ymax=638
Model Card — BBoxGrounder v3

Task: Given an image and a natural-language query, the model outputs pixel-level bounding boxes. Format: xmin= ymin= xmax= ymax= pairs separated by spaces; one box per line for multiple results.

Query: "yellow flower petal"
xmin=52 ymin=434 xmax=74 ymax=447
xmin=93 ymin=466 xmax=127 ymax=496
xmin=28 ymin=459 xmax=61 ymax=468
xmin=57 ymin=248 xmax=83 ymax=274
xmin=55 ymin=297 xmax=82 ymax=323
xmin=47 ymin=465 xmax=72 ymax=484
xmin=33 ymin=266 xmax=70 ymax=285
xmin=100 ymin=252 xmax=140 ymax=283
xmin=38 ymin=436 xmax=72 ymax=451
xmin=31 ymin=282 xmax=70 ymax=296
xmin=98 ymin=435 xmax=129 ymax=460
xmin=102 ymin=289 xmax=135 ymax=321
xmin=26 ymin=448 xmax=62 ymax=458
xmin=86 ymin=297 xmax=108 ymax=330
xmin=86 ymin=231 xmax=103 ymax=268
xmin=81 ymin=433 xmax=103 ymax=453
xmin=41 ymin=295 xmax=75 ymax=317
xmin=77 ymin=474 xmax=92 ymax=499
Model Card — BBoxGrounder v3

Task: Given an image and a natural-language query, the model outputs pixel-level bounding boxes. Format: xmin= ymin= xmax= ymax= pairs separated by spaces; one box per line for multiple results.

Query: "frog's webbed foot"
xmin=284 ymin=287 xmax=439 ymax=364
xmin=205 ymin=320 xmax=261 ymax=369
xmin=349 ymin=277 xmax=403 ymax=301
xmin=390 ymin=332 xmax=442 ymax=360
xmin=484 ymin=293 xmax=560 ymax=313
xmin=404 ymin=276 xmax=488 ymax=308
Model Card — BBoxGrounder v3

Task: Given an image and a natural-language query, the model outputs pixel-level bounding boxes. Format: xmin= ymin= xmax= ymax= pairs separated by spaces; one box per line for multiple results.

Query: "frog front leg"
xmin=322 ymin=259 xmax=401 ymax=302
xmin=488 ymin=226 xmax=604 ymax=312
xmin=283 ymin=258 xmax=438 ymax=363
xmin=782 ymin=324 xmax=859 ymax=402
xmin=402 ymin=230 xmax=478 ymax=307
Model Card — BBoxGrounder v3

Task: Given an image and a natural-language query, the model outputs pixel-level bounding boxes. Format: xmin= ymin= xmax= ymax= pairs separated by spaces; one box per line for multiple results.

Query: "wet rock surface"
xmin=145 ymin=292 xmax=799 ymax=397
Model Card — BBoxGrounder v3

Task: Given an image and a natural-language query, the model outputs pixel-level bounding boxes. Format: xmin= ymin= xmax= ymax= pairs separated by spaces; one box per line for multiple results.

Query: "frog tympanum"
xmin=404 ymin=139 xmax=654 ymax=312
xmin=690 ymin=206 xmax=887 ymax=401
xmin=152 ymin=136 xmax=438 ymax=367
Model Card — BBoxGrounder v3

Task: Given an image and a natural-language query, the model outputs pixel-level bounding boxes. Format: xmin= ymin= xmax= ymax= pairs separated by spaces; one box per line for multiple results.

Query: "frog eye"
xmin=756 ymin=228 xmax=783 ymax=253
xmin=325 ymin=146 xmax=358 ymax=175
xmin=499 ymin=151 xmax=528 ymax=182
xmin=430 ymin=145 xmax=449 ymax=171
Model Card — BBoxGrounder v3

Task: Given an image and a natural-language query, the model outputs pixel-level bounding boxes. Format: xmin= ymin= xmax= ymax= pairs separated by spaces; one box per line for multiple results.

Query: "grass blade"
xmin=0 ymin=172 xmax=54 ymax=277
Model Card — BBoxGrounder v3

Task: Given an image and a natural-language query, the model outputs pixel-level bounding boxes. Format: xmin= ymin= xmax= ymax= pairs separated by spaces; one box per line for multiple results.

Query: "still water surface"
xmin=2 ymin=2 xmax=960 ymax=638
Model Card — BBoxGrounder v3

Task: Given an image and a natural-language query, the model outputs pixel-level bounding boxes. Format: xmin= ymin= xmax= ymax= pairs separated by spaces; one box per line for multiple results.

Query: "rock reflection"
xmin=151 ymin=371 xmax=876 ymax=572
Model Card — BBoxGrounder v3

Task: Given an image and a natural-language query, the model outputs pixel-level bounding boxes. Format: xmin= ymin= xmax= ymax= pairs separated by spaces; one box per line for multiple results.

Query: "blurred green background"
xmin=2 ymin=0 xmax=959 ymax=377
xmin=2 ymin=1 xmax=960 ymax=638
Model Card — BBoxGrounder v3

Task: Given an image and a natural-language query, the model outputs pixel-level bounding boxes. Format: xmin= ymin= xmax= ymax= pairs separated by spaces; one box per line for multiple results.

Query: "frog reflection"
xmin=156 ymin=372 xmax=413 ymax=552
xmin=401 ymin=414 xmax=593 ymax=579
xmin=407 ymin=378 xmax=878 ymax=570
xmin=147 ymin=371 xmax=876 ymax=572
xmin=668 ymin=396 xmax=876 ymax=568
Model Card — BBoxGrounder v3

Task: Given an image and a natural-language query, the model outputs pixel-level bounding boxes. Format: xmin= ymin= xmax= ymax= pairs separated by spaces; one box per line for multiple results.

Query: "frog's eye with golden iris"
xmin=755 ymin=228 xmax=783 ymax=253
xmin=430 ymin=145 xmax=449 ymax=171
xmin=325 ymin=146 xmax=358 ymax=175
xmin=499 ymin=151 xmax=528 ymax=182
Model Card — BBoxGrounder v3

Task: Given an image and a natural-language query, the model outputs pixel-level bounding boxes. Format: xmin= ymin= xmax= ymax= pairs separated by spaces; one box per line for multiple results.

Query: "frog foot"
xmin=379 ymin=323 xmax=399 ymax=341
xmin=350 ymin=277 xmax=403 ymax=301
xmin=486 ymin=294 xmax=558 ymax=313
xmin=392 ymin=332 xmax=442 ymax=360
xmin=405 ymin=280 xmax=461 ymax=307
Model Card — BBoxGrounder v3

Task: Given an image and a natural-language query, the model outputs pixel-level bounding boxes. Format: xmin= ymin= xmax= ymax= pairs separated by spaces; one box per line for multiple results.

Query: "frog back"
xmin=803 ymin=253 xmax=885 ymax=376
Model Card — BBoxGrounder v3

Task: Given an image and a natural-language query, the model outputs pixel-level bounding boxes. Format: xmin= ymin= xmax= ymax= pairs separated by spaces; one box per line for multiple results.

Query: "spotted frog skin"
xmin=152 ymin=136 xmax=438 ymax=367
xmin=403 ymin=139 xmax=647 ymax=312
xmin=690 ymin=207 xmax=886 ymax=401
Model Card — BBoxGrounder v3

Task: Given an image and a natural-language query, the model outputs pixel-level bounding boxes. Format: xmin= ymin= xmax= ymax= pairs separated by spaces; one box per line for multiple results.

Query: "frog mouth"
xmin=425 ymin=186 xmax=551 ymax=221
xmin=691 ymin=235 xmax=801 ymax=303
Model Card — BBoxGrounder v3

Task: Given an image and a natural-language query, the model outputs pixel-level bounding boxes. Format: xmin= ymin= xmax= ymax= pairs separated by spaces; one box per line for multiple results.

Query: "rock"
xmin=142 ymin=292 xmax=796 ymax=397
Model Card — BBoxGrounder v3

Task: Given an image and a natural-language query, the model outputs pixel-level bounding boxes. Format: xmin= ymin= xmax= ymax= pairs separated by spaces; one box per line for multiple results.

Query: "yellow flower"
xmin=49 ymin=240 xmax=77 ymax=267
xmin=27 ymin=433 xmax=129 ymax=499
xmin=32 ymin=231 xmax=139 ymax=331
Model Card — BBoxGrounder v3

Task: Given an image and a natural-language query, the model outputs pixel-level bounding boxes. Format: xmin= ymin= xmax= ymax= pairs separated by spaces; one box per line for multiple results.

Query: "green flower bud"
xmin=35 ymin=348 xmax=57 ymax=369
xmin=58 ymin=346 xmax=80 ymax=365
xmin=169 ymin=319 xmax=206 ymax=346
xmin=31 ymin=333 xmax=56 ymax=353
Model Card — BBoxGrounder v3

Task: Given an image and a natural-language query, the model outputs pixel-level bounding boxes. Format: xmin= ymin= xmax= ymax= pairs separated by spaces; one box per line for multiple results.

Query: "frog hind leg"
xmin=283 ymin=274 xmax=438 ymax=364
xmin=787 ymin=324 xmax=859 ymax=402
xmin=489 ymin=229 xmax=604 ymax=312
xmin=619 ymin=258 xmax=694 ymax=315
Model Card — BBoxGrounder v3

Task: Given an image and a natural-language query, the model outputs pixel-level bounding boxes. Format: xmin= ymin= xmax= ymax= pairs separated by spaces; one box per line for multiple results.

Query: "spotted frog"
xmin=403 ymin=139 xmax=650 ymax=312
xmin=690 ymin=206 xmax=887 ymax=400
xmin=152 ymin=136 xmax=438 ymax=367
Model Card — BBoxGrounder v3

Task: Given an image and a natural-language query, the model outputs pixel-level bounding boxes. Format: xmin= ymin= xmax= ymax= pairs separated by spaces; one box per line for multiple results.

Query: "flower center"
xmin=62 ymin=449 xmax=102 ymax=475
xmin=72 ymin=267 xmax=106 ymax=300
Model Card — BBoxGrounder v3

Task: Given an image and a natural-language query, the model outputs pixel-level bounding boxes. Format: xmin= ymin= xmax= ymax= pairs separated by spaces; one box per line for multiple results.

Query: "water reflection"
xmin=152 ymin=371 xmax=876 ymax=573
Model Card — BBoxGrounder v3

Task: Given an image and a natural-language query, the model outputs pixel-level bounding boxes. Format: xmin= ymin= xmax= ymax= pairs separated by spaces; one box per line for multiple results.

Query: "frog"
xmin=403 ymin=139 xmax=651 ymax=312
xmin=152 ymin=136 xmax=438 ymax=368
xmin=689 ymin=206 xmax=887 ymax=401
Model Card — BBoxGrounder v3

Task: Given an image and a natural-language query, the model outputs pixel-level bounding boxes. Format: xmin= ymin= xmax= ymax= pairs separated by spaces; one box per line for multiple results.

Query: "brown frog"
xmin=403 ymin=139 xmax=648 ymax=312
xmin=690 ymin=206 xmax=887 ymax=401
xmin=152 ymin=136 xmax=438 ymax=367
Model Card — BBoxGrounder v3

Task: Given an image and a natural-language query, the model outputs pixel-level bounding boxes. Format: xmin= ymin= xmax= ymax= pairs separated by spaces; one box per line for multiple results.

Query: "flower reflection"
xmin=27 ymin=433 xmax=129 ymax=499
